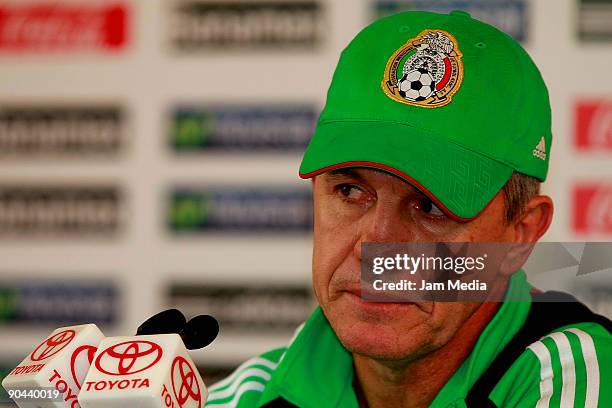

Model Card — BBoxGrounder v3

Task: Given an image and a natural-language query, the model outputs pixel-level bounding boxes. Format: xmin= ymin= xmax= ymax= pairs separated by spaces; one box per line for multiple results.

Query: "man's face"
xmin=311 ymin=168 xmax=515 ymax=361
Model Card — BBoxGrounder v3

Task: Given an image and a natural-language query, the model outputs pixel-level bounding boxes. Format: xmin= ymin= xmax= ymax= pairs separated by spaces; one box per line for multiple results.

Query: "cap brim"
xmin=299 ymin=121 xmax=513 ymax=221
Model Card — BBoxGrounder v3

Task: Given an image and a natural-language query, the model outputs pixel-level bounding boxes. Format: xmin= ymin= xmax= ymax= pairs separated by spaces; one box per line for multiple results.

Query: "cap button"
xmin=450 ymin=10 xmax=471 ymax=18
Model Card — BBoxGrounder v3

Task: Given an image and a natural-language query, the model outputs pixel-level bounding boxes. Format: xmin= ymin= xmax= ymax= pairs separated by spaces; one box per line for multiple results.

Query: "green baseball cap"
xmin=299 ymin=10 xmax=552 ymax=221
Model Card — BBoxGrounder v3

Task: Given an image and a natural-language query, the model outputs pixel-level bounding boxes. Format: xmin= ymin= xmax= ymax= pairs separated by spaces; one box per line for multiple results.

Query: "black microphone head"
xmin=136 ymin=308 xmax=187 ymax=336
xmin=182 ymin=315 xmax=219 ymax=350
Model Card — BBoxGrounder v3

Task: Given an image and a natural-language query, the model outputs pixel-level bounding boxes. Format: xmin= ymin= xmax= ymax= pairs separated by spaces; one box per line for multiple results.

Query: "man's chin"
xmin=322 ymin=297 xmax=434 ymax=361
xmin=334 ymin=319 xmax=434 ymax=361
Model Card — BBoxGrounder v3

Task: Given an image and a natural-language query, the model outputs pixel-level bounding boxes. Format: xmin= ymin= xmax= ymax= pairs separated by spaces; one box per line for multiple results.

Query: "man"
xmin=205 ymin=10 xmax=611 ymax=408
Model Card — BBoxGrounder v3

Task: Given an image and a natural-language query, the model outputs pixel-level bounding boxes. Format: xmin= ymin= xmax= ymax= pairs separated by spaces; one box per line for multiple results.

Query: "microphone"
xmin=180 ymin=314 xmax=219 ymax=350
xmin=1 ymin=324 xmax=105 ymax=408
xmin=78 ymin=310 xmax=217 ymax=407
xmin=77 ymin=333 xmax=208 ymax=408
xmin=136 ymin=309 xmax=187 ymax=336
xmin=136 ymin=308 xmax=219 ymax=350
xmin=2 ymin=310 xmax=218 ymax=407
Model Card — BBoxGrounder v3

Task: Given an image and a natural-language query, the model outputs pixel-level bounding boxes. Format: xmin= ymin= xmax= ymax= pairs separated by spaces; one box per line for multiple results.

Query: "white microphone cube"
xmin=78 ymin=334 xmax=207 ymax=408
xmin=1 ymin=324 xmax=105 ymax=408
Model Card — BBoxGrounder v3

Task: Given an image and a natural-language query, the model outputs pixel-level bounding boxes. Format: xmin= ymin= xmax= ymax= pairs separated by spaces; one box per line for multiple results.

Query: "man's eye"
xmin=337 ymin=184 xmax=363 ymax=200
xmin=416 ymin=197 xmax=445 ymax=217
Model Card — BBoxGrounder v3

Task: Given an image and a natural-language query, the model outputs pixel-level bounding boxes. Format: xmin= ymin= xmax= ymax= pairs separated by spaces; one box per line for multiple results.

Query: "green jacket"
xmin=205 ymin=272 xmax=611 ymax=407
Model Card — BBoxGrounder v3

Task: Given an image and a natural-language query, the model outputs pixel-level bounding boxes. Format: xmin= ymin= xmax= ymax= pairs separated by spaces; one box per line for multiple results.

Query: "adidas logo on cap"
xmin=532 ymin=137 xmax=547 ymax=160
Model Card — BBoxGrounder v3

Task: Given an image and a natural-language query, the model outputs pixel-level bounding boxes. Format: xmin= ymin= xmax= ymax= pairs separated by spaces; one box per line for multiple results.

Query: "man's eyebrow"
xmin=326 ymin=168 xmax=364 ymax=182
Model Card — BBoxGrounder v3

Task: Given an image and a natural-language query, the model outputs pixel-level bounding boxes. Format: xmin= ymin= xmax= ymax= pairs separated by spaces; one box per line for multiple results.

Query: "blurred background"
xmin=0 ymin=0 xmax=611 ymax=393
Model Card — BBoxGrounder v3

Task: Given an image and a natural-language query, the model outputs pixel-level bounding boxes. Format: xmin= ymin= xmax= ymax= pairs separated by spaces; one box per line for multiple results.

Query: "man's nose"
xmin=354 ymin=201 xmax=416 ymax=259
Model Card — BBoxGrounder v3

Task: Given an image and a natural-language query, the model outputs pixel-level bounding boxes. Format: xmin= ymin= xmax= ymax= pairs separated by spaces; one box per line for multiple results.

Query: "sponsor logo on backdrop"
xmin=30 ymin=330 xmax=76 ymax=362
xmin=0 ymin=281 xmax=118 ymax=325
xmin=573 ymin=184 xmax=612 ymax=234
xmin=578 ymin=0 xmax=612 ymax=41
xmin=171 ymin=356 xmax=202 ymax=408
xmin=168 ymin=284 xmax=312 ymax=332
xmin=374 ymin=0 xmax=528 ymax=43
xmin=95 ymin=341 xmax=163 ymax=376
xmin=0 ymin=2 xmax=128 ymax=51
xmin=0 ymin=185 xmax=122 ymax=236
xmin=172 ymin=106 xmax=316 ymax=151
xmin=169 ymin=1 xmax=323 ymax=50
xmin=0 ymin=106 xmax=124 ymax=155
xmin=169 ymin=187 xmax=312 ymax=232
xmin=575 ymin=99 xmax=612 ymax=151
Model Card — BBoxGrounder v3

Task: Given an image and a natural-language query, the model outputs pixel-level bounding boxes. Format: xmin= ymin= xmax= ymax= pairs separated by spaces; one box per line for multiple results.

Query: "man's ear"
xmin=499 ymin=195 xmax=554 ymax=276
xmin=513 ymin=195 xmax=554 ymax=243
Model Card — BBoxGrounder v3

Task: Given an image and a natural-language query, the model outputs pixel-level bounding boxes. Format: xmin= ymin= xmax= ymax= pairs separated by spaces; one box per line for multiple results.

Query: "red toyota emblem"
xmin=95 ymin=340 xmax=163 ymax=376
xmin=70 ymin=345 xmax=97 ymax=389
xmin=30 ymin=330 xmax=76 ymax=362
xmin=171 ymin=356 xmax=202 ymax=408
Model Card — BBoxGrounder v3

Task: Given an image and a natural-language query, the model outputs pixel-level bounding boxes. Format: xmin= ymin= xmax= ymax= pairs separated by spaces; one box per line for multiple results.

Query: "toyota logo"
xmin=95 ymin=340 xmax=163 ymax=376
xmin=171 ymin=356 xmax=201 ymax=408
xmin=70 ymin=345 xmax=97 ymax=388
xmin=30 ymin=330 xmax=76 ymax=362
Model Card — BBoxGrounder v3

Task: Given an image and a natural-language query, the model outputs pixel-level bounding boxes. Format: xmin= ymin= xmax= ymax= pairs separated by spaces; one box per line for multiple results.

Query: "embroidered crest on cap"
xmin=382 ymin=29 xmax=464 ymax=108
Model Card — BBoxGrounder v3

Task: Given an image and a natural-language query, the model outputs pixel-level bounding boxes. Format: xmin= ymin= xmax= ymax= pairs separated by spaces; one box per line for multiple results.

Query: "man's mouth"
xmin=343 ymin=286 xmax=425 ymax=308
xmin=347 ymin=287 xmax=407 ymax=301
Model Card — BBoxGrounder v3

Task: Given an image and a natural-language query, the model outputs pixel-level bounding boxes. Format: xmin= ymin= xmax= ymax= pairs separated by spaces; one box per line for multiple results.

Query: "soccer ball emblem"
xmin=397 ymin=68 xmax=436 ymax=101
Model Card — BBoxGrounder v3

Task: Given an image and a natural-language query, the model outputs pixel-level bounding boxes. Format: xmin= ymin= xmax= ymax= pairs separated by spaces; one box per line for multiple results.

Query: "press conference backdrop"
xmin=0 ymin=0 xmax=611 ymax=396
